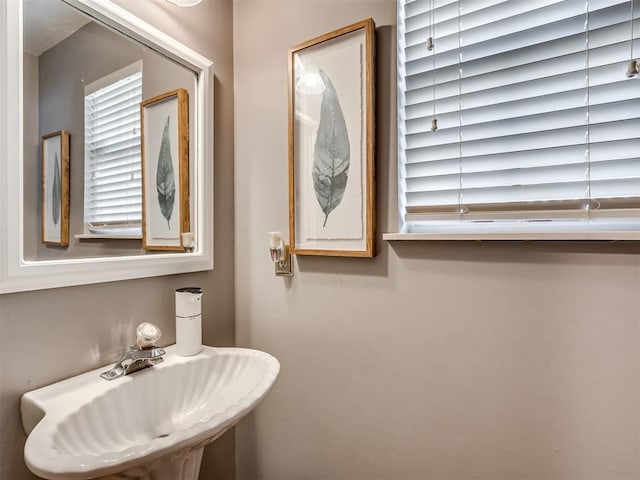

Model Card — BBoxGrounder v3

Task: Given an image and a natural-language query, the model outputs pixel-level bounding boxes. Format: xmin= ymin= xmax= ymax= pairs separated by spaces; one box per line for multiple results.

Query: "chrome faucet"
xmin=101 ymin=323 xmax=165 ymax=381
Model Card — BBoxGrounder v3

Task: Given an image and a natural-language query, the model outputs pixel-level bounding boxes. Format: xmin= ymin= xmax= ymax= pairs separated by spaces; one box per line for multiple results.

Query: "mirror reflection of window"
xmin=84 ymin=61 xmax=143 ymax=237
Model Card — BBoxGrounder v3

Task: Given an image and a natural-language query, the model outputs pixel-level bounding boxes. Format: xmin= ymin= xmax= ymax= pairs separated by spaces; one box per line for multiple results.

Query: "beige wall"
xmin=0 ymin=1 xmax=235 ymax=479
xmin=233 ymin=1 xmax=640 ymax=479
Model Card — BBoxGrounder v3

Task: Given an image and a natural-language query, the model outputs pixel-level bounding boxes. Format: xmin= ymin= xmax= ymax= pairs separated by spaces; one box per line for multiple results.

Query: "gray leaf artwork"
xmin=52 ymin=152 xmax=61 ymax=226
xmin=312 ymin=69 xmax=350 ymax=228
xmin=156 ymin=116 xmax=176 ymax=230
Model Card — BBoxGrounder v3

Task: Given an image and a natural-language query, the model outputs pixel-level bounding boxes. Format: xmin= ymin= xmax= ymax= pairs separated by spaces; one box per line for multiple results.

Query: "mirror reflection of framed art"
xmin=41 ymin=130 xmax=70 ymax=247
xmin=141 ymin=88 xmax=190 ymax=251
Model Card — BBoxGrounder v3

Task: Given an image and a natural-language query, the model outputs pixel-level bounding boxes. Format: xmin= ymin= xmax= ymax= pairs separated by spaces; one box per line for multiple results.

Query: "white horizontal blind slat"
xmin=84 ymin=65 xmax=143 ymax=230
xmin=398 ymin=0 xmax=640 ymax=228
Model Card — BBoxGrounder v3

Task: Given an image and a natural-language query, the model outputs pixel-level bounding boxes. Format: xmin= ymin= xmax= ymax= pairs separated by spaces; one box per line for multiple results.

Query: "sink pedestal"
xmin=103 ymin=445 xmax=204 ymax=480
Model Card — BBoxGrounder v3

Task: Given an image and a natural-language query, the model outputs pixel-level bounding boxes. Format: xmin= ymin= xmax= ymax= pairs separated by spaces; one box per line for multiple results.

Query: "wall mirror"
xmin=0 ymin=0 xmax=214 ymax=294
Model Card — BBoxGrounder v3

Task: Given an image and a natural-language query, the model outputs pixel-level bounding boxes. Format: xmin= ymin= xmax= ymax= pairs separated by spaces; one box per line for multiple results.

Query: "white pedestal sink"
xmin=21 ymin=346 xmax=280 ymax=480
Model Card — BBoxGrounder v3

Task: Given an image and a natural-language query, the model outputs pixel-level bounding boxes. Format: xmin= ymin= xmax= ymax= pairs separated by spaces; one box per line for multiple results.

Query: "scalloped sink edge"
xmin=21 ymin=345 xmax=280 ymax=480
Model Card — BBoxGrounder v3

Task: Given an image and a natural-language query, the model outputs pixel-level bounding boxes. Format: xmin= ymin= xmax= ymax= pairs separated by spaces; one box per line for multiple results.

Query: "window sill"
xmin=74 ymin=233 xmax=142 ymax=240
xmin=383 ymin=231 xmax=640 ymax=241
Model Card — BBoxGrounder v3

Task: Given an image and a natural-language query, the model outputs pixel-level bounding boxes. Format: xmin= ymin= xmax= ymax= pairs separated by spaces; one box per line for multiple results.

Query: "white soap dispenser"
xmin=175 ymin=287 xmax=203 ymax=356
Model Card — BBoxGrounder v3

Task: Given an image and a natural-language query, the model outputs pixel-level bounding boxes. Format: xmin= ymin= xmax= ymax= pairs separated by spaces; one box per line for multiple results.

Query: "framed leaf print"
xmin=42 ymin=130 xmax=70 ymax=246
xmin=141 ymin=88 xmax=190 ymax=251
xmin=288 ymin=18 xmax=376 ymax=257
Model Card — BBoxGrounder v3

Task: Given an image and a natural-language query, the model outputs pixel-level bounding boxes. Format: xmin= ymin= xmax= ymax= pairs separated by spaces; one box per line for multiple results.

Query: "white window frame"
xmin=386 ymin=0 xmax=640 ymax=241
xmin=81 ymin=61 xmax=143 ymax=238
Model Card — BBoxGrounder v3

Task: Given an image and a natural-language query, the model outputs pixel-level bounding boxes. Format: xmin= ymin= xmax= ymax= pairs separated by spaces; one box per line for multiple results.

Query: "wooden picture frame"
xmin=140 ymin=88 xmax=190 ymax=251
xmin=288 ymin=18 xmax=376 ymax=257
xmin=41 ymin=130 xmax=70 ymax=246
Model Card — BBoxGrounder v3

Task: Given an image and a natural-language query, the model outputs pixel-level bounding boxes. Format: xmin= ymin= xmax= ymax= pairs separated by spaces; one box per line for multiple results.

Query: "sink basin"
xmin=21 ymin=346 xmax=279 ymax=480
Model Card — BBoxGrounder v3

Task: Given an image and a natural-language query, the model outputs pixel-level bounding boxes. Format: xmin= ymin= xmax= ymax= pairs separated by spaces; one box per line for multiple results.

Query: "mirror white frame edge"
xmin=0 ymin=0 xmax=214 ymax=294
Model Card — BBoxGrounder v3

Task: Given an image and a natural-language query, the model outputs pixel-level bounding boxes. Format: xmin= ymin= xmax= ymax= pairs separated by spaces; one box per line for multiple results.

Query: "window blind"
xmin=397 ymin=0 xmax=640 ymax=234
xmin=84 ymin=63 xmax=142 ymax=234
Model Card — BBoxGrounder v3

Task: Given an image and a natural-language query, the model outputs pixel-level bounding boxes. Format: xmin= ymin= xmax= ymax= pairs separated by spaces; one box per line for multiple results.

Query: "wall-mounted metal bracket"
xmin=274 ymin=243 xmax=293 ymax=277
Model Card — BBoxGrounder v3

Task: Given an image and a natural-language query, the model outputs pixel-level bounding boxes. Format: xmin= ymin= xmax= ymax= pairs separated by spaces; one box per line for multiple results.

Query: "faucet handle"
xmin=136 ymin=322 xmax=161 ymax=349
